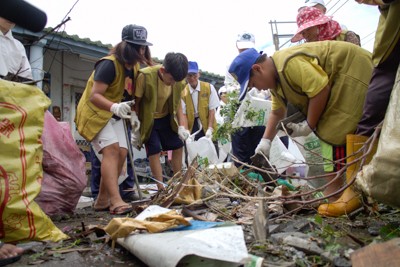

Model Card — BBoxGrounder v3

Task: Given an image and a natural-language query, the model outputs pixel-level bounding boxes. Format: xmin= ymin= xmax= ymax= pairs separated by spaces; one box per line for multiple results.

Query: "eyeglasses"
xmin=187 ymin=73 xmax=197 ymax=78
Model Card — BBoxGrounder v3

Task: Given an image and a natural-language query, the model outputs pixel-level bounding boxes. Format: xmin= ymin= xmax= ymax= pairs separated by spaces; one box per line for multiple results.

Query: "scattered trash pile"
xmin=17 ymin=152 xmax=400 ymax=267
xmin=95 ymin=157 xmax=348 ymax=267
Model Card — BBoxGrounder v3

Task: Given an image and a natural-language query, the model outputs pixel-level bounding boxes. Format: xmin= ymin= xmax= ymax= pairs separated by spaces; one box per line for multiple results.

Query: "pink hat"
xmin=291 ymin=6 xmax=332 ymax=43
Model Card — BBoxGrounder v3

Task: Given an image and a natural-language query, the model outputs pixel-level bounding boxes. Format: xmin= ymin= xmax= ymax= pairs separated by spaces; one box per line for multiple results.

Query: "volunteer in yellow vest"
xmin=75 ymin=24 xmax=153 ymax=215
xmin=318 ymin=0 xmax=400 ymax=217
xmin=180 ymin=61 xmax=219 ymax=141
xmin=228 ymin=41 xmax=373 ymax=215
xmin=133 ymin=52 xmax=188 ymax=190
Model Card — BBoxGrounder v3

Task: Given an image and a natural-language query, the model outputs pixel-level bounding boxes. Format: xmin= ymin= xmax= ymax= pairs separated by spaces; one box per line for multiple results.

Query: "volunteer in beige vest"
xmin=75 ymin=24 xmax=153 ymax=215
xmin=180 ymin=61 xmax=219 ymax=141
xmin=228 ymin=41 xmax=373 ymax=217
xmin=318 ymin=0 xmax=400 ymax=217
xmin=134 ymin=52 xmax=188 ymax=191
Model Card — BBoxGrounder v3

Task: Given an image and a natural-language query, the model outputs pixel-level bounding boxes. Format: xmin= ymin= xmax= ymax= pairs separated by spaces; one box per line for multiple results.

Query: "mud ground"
xmin=8 ymin=198 xmax=400 ymax=267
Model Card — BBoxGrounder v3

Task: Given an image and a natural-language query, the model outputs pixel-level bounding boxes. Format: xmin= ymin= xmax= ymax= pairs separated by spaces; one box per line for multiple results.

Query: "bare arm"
xmin=89 ymin=81 xmax=114 ymax=111
xmin=307 ymin=85 xmax=330 ymax=130
xmin=177 ymin=102 xmax=188 ymax=128
xmin=208 ymin=109 xmax=216 ymax=129
xmin=263 ymin=107 xmax=286 ymax=140
xmin=134 ymin=97 xmax=141 ymax=116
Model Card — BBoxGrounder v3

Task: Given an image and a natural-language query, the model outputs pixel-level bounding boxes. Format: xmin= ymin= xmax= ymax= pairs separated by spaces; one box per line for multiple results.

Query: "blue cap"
xmin=228 ymin=48 xmax=261 ymax=101
xmin=188 ymin=61 xmax=199 ymax=74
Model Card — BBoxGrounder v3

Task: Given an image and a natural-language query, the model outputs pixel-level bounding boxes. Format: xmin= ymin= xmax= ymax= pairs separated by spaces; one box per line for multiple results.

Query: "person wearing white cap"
xmin=223 ymin=31 xmax=266 ymax=167
xmin=224 ymin=31 xmax=256 ymax=88
xmin=180 ymin=61 xmax=219 ymax=141
xmin=299 ymin=0 xmax=327 ymax=13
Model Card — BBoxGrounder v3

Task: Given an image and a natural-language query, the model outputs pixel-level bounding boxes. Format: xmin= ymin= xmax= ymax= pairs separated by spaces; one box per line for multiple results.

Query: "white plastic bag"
xmin=183 ymin=120 xmax=219 ymax=165
xmin=232 ymin=88 xmax=272 ymax=128
xmin=269 ymin=134 xmax=308 ymax=178
xmin=186 ymin=137 xmax=219 ymax=165
xmin=356 ymin=65 xmax=400 ymax=208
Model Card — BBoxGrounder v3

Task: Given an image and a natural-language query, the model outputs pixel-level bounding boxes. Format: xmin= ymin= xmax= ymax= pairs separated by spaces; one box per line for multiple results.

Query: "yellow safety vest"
xmin=75 ymin=56 xmax=139 ymax=141
xmin=271 ymin=41 xmax=373 ymax=145
xmin=182 ymin=81 xmax=217 ymax=134
xmin=372 ymin=1 xmax=400 ymax=66
xmin=138 ymin=65 xmax=185 ymax=145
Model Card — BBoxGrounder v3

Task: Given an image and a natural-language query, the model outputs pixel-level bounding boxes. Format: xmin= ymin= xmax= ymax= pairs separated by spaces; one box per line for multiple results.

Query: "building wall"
xmin=42 ymin=49 xmax=97 ymax=139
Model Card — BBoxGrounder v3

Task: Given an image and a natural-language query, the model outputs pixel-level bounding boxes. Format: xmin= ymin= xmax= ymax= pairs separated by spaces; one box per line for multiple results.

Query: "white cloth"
xmin=130 ymin=111 xmax=140 ymax=132
xmin=0 ymin=30 xmax=32 ymax=79
xmin=215 ymin=100 xmax=226 ymax=125
xmin=110 ymin=101 xmax=132 ymax=119
xmin=178 ymin=126 xmax=190 ymax=141
xmin=286 ymin=121 xmax=313 ymax=137
xmin=181 ymin=81 xmax=220 ymax=115
xmin=224 ymin=67 xmax=240 ymax=87
xmin=205 ymin=127 xmax=213 ymax=139
xmin=255 ymin=138 xmax=272 ymax=156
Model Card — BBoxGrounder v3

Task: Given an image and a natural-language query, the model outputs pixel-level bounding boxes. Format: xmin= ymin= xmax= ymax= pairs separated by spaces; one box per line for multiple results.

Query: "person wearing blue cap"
xmin=229 ymin=41 xmax=373 ymax=217
xmin=180 ymin=61 xmax=220 ymax=141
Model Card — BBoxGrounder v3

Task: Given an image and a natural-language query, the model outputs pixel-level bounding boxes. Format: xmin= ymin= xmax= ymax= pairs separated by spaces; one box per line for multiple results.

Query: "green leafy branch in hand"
xmin=214 ymin=90 xmax=241 ymax=141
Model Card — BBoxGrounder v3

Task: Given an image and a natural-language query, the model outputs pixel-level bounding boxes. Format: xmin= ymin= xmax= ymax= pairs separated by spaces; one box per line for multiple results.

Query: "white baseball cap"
xmin=236 ymin=31 xmax=255 ymax=49
xmin=304 ymin=0 xmax=326 ymax=7
xmin=218 ymin=86 xmax=228 ymax=95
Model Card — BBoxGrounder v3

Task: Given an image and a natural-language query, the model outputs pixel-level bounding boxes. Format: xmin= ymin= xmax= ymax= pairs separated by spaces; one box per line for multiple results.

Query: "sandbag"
xmin=356 ymin=65 xmax=400 ymax=208
xmin=35 ymin=111 xmax=87 ymax=215
xmin=0 ymin=80 xmax=68 ymax=242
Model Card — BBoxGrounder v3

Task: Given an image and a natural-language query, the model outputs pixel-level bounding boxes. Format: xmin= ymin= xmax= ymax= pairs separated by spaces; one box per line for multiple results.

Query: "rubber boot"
xmin=318 ymin=134 xmax=377 ymax=217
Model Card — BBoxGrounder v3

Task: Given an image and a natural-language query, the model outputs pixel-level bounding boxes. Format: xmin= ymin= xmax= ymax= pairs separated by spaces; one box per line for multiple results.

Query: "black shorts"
xmin=145 ymin=114 xmax=183 ymax=156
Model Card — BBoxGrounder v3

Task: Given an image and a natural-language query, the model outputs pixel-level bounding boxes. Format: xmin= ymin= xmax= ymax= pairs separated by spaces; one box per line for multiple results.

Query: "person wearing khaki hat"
xmin=228 ymin=41 xmax=373 ymax=217
xmin=75 ymin=24 xmax=153 ymax=215
xmin=291 ymin=6 xmax=360 ymax=45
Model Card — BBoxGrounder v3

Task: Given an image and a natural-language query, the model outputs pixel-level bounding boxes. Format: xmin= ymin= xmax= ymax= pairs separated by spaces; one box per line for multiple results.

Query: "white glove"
xmin=255 ymin=138 xmax=272 ymax=157
xmin=178 ymin=126 xmax=190 ymax=141
xmin=110 ymin=101 xmax=133 ymax=119
xmin=286 ymin=120 xmax=313 ymax=137
xmin=205 ymin=127 xmax=214 ymax=139
xmin=130 ymin=111 xmax=140 ymax=132
xmin=131 ymin=130 xmax=141 ymax=148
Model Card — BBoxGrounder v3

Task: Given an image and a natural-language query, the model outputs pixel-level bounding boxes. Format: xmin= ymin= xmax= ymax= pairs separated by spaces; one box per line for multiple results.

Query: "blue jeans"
xmin=231 ymin=126 xmax=265 ymax=167
xmin=90 ymin=145 xmax=135 ymax=200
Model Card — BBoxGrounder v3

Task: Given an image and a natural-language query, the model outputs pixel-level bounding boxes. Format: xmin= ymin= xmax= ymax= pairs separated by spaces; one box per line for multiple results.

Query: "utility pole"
xmin=269 ymin=20 xmax=297 ymax=51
